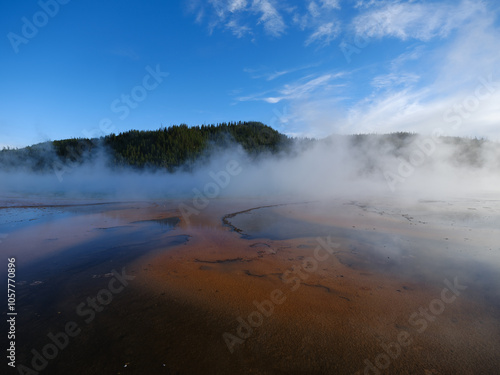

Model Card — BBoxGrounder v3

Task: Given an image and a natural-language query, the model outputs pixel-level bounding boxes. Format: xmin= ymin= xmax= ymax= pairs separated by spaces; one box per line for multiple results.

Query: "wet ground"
xmin=2 ymin=197 xmax=500 ymax=374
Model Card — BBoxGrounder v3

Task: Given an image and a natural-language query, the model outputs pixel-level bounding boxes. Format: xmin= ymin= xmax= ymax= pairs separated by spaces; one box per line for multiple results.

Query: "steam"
xmin=1 ymin=132 xmax=499 ymax=205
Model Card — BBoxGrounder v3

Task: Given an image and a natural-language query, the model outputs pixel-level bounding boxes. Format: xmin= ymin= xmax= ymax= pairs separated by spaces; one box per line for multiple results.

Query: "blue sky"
xmin=1 ymin=0 xmax=500 ymax=148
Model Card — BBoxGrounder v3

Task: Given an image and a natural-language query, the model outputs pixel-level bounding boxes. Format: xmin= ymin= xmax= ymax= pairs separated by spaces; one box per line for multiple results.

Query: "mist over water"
xmin=1 ymin=133 xmax=499 ymax=203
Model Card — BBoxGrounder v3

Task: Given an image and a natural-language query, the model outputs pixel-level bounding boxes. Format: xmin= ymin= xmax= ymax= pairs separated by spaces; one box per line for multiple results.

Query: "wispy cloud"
xmin=244 ymin=62 xmax=322 ymax=81
xmin=190 ymin=0 xmax=343 ymax=45
xmin=307 ymin=0 xmax=341 ymax=16
xmin=238 ymin=72 xmax=346 ymax=103
xmin=191 ymin=0 xmax=500 ymax=141
xmin=191 ymin=0 xmax=285 ymax=37
xmin=343 ymin=11 xmax=500 ymax=139
xmin=292 ymin=1 xmax=343 ymax=47
xmin=371 ymin=72 xmax=420 ymax=89
xmin=228 ymin=0 xmax=247 ymax=12
xmin=252 ymin=0 xmax=286 ymax=37
xmin=305 ymin=22 xmax=341 ymax=46
xmin=352 ymin=0 xmax=487 ymax=41
xmin=308 ymin=1 xmax=321 ymax=18
xmin=390 ymin=44 xmax=425 ymax=69
xmin=226 ymin=19 xmax=252 ymax=37
xmin=320 ymin=0 xmax=341 ymax=10
xmin=353 ymin=0 xmax=386 ymax=9
xmin=269 ymin=3 xmax=500 ymax=140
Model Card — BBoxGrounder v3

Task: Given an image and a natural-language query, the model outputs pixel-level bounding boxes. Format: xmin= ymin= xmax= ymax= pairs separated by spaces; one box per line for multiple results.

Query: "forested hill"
xmin=0 ymin=121 xmax=494 ymax=174
xmin=0 ymin=122 xmax=292 ymax=172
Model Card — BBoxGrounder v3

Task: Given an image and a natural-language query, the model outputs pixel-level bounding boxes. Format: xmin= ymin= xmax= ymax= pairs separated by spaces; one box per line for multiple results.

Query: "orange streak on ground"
xmin=131 ymin=199 xmax=500 ymax=374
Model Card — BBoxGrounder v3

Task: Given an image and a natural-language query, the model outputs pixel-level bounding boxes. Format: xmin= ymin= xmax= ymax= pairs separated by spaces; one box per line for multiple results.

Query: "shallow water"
xmin=225 ymin=200 xmax=500 ymax=308
xmin=3 ymin=197 xmax=500 ymax=374
xmin=1 ymin=201 xmax=187 ymax=374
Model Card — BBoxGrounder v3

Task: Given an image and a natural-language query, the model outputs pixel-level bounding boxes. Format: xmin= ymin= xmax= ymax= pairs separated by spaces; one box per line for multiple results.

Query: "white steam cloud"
xmin=1 ymin=133 xmax=499 ymax=206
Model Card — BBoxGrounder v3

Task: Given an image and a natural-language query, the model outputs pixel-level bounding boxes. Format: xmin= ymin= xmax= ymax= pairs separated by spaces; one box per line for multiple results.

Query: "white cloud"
xmin=266 ymin=3 xmax=500 ymax=141
xmin=191 ymin=0 xmax=500 ymax=141
xmin=228 ymin=0 xmax=248 ymax=12
xmin=191 ymin=0 xmax=342 ymax=44
xmin=243 ymin=62 xmax=322 ymax=81
xmin=341 ymin=13 xmax=500 ymax=140
xmin=371 ymin=72 xmax=420 ymax=89
xmin=305 ymin=22 xmax=341 ymax=46
xmin=306 ymin=0 xmax=341 ymax=18
xmin=192 ymin=0 xmax=285 ymax=37
xmin=265 ymin=63 xmax=321 ymax=81
xmin=266 ymin=69 xmax=295 ymax=81
xmin=320 ymin=0 xmax=340 ymax=10
xmin=226 ymin=19 xmax=252 ymax=37
xmin=345 ymin=87 xmax=434 ymax=134
xmin=390 ymin=45 xmax=425 ymax=69
xmin=353 ymin=0 xmax=375 ymax=8
xmin=195 ymin=9 xmax=205 ymax=23
xmin=252 ymin=0 xmax=286 ymax=36
xmin=352 ymin=0 xmax=486 ymax=41
xmin=280 ymin=74 xmax=335 ymax=98
xmin=301 ymin=0 xmax=342 ymax=47
xmin=238 ymin=72 xmax=346 ymax=103
xmin=343 ymin=84 xmax=500 ymax=141
xmin=207 ymin=0 xmax=227 ymax=18
xmin=308 ymin=1 xmax=321 ymax=18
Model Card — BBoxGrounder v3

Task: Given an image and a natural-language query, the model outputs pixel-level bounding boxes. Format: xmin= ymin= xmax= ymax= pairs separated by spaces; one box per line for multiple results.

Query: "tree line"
xmin=0 ymin=122 xmax=492 ymax=174
xmin=0 ymin=122 xmax=292 ymax=172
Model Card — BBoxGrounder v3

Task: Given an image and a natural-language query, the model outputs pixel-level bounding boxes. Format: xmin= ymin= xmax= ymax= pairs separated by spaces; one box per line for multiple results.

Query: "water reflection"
xmin=225 ymin=201 xmax=500 ymax=307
